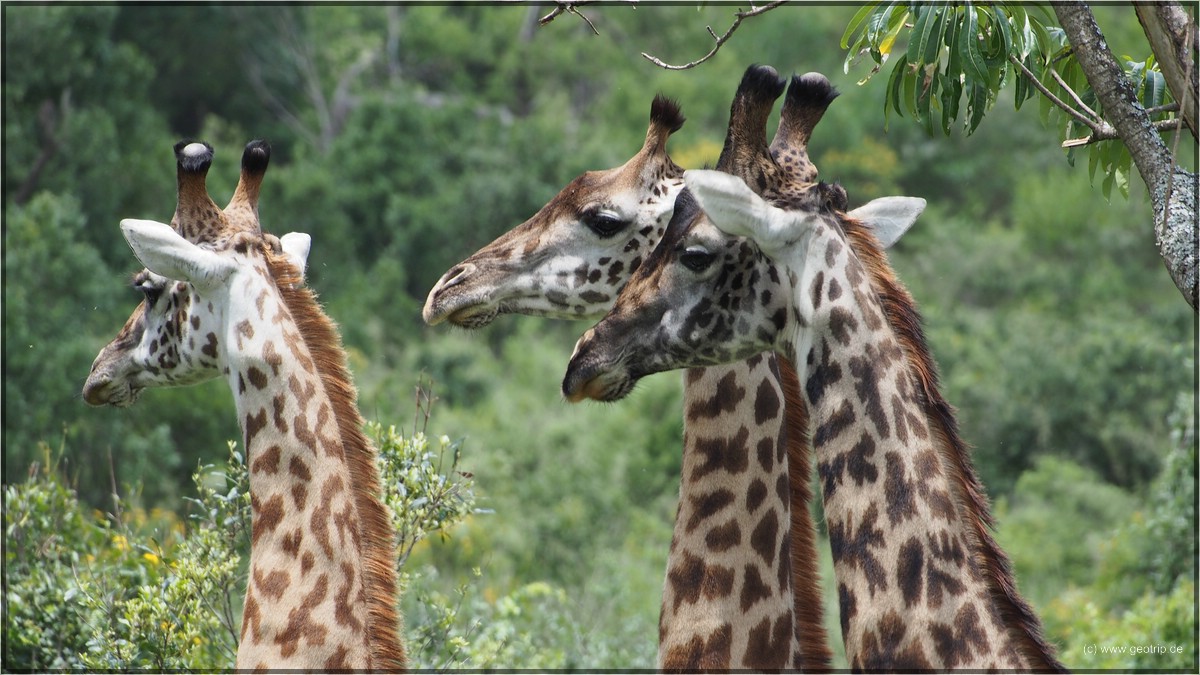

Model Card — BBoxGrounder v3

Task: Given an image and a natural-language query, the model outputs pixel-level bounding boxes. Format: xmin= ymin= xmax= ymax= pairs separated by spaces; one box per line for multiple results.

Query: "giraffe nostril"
xmin=439 ymin=263 xmax=476 ymax=291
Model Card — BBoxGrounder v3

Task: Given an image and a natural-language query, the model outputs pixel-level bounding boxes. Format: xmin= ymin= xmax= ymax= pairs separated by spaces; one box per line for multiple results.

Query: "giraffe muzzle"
xmin=422 ymin=263 xmax=497 ymax=327
xmin=562 ymin=334 xmax=636 ymax=403
xmin=82 ymin=372 xmax=140 ymax=408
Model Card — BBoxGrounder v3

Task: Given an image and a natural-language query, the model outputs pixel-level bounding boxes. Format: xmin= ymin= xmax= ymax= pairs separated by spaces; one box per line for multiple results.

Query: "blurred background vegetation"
xmin=4 ymin=3 xmax=1195 ymax=670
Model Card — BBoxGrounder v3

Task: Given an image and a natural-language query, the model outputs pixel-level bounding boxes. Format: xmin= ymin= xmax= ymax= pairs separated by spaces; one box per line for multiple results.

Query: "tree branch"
xmin=1009 ymin=53 xmax=1109 ymax=135
xmin=14 ymin=96 xmax=63 ymax=206
xmin=1062 ymin=118 xmax=1185 ymax=148
xmin=1135 ymin=1 xmax=1197 ymax=138
xmin=641 ymin=1 xmax=789 ymax=70
xmin=538 ymin=1 xmax=603 ymax=34
xmin=1053 ymin=1 xmax=1197 ymax=310
xmin=1049 ymin=67 xmax=1102 ymax=121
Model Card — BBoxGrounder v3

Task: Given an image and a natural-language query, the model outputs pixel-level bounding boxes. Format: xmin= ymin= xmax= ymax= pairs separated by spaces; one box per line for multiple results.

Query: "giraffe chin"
xmin=563 ymin=370 xmax=635 ymax=403
xmin=444 ymin=303 xmax=500 ymax=329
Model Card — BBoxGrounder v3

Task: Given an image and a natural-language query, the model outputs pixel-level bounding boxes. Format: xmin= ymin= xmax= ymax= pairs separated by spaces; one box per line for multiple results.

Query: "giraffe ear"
xmin=121 ymin=219 xmax=236 ymax=289
xmin=848 ymin=196 xmax=926 ymax=249
xmin=279 ymin=232 xmax=312 ymax=280
xmin=684 ymin=169 xmax=803 ymax=256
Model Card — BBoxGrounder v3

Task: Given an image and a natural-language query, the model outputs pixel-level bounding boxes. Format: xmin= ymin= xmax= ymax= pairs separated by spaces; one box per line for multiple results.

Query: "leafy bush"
xmin=1047 ymin=578 xmax=1196 ymax=671
xmin=4 ymin=423 xmax=482 ymax=670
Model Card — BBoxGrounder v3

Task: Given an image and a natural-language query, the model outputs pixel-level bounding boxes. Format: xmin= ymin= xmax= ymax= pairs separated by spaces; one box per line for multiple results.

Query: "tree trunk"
xmin=1135 ymin=1 xmax=1197 ymax=139
xmin=1053 ymin=1 xmax=1198 ymax=311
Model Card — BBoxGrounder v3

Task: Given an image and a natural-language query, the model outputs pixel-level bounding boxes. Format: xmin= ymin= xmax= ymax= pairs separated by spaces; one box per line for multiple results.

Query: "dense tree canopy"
xmin=3 ymin=4 xmax=1194 ymax=670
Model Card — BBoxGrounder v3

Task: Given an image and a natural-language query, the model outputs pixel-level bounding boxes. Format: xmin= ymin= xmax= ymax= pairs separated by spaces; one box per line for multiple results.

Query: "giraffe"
xmin=82 ymin=140 xmax=407 ymax=671
xmin=562 ymin=166 xmax=1066 ymax=669
xmin=424 ymin=65 xmax=842 ymax=670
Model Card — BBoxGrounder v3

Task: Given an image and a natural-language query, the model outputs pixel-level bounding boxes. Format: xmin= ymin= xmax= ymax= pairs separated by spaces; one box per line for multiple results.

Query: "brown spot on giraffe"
xmin=251 ymin=493 xmax=285 ymax=546
xmin=688 ymin=427 xmax=751 ymax=481
xmin=254 ymin=566 xmax=290 ymax=601
xmin=274 ymin=574 xmax=331 ymax=658
xmin=661 ymin=623 xmax=732 ymax=671
xmin=251 ymin=445 xmax=282 ymax=475
xmin=667 ymin=550 xmax=737 ymax=612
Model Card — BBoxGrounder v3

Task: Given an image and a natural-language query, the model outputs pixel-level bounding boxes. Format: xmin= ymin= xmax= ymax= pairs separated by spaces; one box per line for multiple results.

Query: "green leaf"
xmin=1143 ymin=68 xmax=1166 ymax=111
xmin=904 ymin=56 xmax=919 ymax=118
xmin=990 ymin=6 xmax=1015 ymax=62
xmin=1088 ymin=140 xmax=1102 ymax=182
xmin=866 ymin=2 xmax=901 ymax=47
xmin=1004 ymin=2 xmax=1034 ymax=59
xmin=917 ymin=63 xmax=938 ymax=134
xmin=967 ymin=78 xmax=988 ymax=134
xmin=879 ymin=7 xmax=909 ymax=57
xmin=939 ymin=70 xmax=962 ymax=134
xmin=841 ymin=1 xmax=883 ymax=49
xmin=907 ymin=4 xmax=943 ymax=66
xmin=959 ymin=5 xmax=989 ymax=84
xmin=885 ymin=55 xmax=909 ymax=129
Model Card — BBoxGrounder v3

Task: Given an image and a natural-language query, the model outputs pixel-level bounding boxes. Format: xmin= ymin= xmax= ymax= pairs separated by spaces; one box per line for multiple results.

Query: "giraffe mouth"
xmin=564 ymin=371 xmax=636 ymax=403
xmin=82 ymin=376 xmax=143 ymax=408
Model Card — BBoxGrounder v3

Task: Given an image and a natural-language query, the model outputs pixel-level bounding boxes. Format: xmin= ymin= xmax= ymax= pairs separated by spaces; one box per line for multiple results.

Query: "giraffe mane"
xmin=264 ymin=246 xmax=408 ymax=671
xmin=776 ymin=356 xmax=831 ymax=668
xmin=838 ymin=214 xmax=1065 ymax=672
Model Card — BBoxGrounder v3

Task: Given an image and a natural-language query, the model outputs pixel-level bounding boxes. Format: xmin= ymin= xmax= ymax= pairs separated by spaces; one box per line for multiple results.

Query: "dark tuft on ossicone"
xmin=241 ymin=140 xmax=271 ymax=175
xmin=173 ymin=140 xmax=213 ymax=173
xmin=740 ymin=64 xmax=787 ymax=104
xmin=787 ymin=71 xmax=840 ymax=109
xmin=650 ymin=94 xmax=686 ymax=134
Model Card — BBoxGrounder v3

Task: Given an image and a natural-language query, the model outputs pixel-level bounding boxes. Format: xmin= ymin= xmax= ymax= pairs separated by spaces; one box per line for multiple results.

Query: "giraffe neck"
xmin=658 ymin=353 xmax=829 ymax=670
xmin=226 ymin=253 xmax=405 ymax=671
xmin=790 ymin=223 xmax=1061 ymax=670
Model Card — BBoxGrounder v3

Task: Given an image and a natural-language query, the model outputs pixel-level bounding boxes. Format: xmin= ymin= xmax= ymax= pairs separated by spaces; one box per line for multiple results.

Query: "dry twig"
xmin=641 ymin=1 xmax=788 ymax=70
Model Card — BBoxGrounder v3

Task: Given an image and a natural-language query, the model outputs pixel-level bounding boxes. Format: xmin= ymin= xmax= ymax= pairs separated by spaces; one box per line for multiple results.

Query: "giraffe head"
xmin=83 ymin=140 xmax=309 ymax=407
xmin=422 ymin=94 xmax=686 ymax=327
xmin=562 ymin=170 xmax=925 ymax=402
xmin=422 ymin=66 xmax=841 ymax=328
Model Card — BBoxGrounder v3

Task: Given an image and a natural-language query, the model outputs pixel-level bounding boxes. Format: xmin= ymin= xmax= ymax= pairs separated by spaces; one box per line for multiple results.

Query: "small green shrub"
xmin=4 ymin=421 xmax=481 ymax=671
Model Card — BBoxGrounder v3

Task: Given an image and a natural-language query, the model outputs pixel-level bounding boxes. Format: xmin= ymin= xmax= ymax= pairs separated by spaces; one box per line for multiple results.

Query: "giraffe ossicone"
xmin=84 ymin=140 xmax=407 ymax=671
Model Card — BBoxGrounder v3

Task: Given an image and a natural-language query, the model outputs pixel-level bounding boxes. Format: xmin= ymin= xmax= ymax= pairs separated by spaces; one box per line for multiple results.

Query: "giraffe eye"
xmin=583 ymin=210 xmax=628 ymax=238
xmin=680 ymin=246 xmax=716 ymax=272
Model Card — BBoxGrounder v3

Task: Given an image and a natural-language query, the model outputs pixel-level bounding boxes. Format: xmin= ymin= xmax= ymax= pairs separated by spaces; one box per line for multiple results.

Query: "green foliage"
xmin=994 ymin=456 xmax=1137 ymax=604
xmin=843 ymin=2 xmax=1052 ymax=135
xmin=1046 ymin=578 xmax=1197 ymax=671
xmin=4 ymin=446 xmax=106 ymax=670
xmin=841 ymin=2 xmax=1187 ymax=197
xmin=3 ymin=443 xmax=246 ymax=671
xmin=371 ymin=423 xmax=478 ymax=569
xmin=3 ymin=423 xmax=492 ymax=670
xmin=75 ymin=445 xmax=248 ymax=670
xmin=998 ymin=379 xmax=1198 ymax=671
xmin=896 ymin=168 xmax=1190 ymax=492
